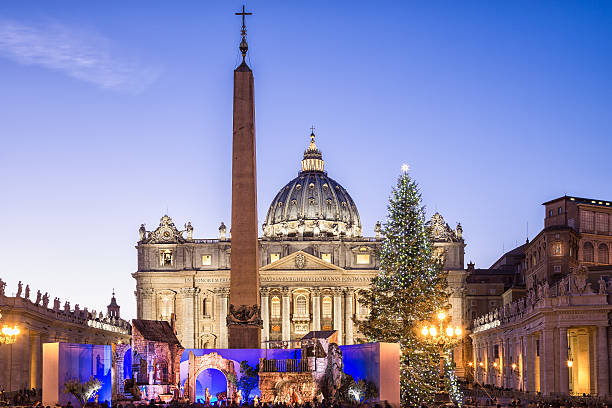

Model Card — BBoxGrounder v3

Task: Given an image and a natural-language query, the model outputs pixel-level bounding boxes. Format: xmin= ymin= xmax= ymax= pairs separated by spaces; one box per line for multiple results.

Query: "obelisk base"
xmin=228 ymin=326 xmax=261 ymax=349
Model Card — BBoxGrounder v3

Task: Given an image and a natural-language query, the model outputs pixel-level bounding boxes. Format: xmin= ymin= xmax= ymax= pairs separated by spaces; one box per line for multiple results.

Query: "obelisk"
xmin=227 ymin=5 xmax=262 ymax=349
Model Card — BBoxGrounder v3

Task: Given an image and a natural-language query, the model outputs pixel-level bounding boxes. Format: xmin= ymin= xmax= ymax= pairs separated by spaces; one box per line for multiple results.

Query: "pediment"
xmin=261 ymin=250 xmax=344 ymax=272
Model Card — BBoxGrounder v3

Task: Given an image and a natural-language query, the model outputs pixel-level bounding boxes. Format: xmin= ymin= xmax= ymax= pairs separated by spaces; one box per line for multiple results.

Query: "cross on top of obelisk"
xmin=235 ymin=5 xmax=253 ymax=61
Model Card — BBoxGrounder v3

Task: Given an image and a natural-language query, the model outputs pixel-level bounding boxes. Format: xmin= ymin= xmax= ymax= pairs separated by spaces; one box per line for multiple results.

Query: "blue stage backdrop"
xmin=43 ymin=343 xmax=112 ymax=407
xmin=180 ymin=343 xmax=386 ymax=402
xmin=180 ymin=348 xmax=297 ymax=401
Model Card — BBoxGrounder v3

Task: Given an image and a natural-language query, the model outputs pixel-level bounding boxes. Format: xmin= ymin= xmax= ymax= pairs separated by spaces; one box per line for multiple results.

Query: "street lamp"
xmin=420 ymin=311 xmax=463 ymax=403
xmin=0 ymin=311 xmax=20 ymax=345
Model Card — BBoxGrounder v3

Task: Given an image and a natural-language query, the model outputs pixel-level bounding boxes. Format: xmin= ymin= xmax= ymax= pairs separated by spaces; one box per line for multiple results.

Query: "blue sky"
xmin=1 ymin=1 xmax=611 ymax=318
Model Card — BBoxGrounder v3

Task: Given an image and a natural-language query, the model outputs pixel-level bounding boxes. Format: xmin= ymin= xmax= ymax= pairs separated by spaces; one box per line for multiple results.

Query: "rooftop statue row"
xmin=0 ymin=277 xmax=130 ymax=332
xmin=472 ymin=265 xmax=608 ymax=333
xmin=137 ymin=214 xmax=461 ymax=244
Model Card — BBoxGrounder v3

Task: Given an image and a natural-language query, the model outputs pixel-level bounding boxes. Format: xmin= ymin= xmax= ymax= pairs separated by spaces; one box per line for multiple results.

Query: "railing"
xmin=260 ymin=358 xmax=309 ymax=373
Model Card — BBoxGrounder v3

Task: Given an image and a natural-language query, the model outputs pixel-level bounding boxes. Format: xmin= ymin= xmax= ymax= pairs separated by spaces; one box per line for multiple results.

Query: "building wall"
xmin=0 ymin=294 xmax=131 ymax=393
xmin=134 ymin=220 xmax=467 ymax=351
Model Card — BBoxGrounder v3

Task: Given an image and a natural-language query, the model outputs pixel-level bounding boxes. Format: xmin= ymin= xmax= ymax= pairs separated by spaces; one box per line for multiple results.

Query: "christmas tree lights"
xmin=360 ymin=170 xmax=451 ymax=406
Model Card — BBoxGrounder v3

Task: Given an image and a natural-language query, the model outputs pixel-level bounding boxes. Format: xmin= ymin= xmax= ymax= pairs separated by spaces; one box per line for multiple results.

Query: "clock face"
xmin=159 ymin=227 xmax=173 ymax=241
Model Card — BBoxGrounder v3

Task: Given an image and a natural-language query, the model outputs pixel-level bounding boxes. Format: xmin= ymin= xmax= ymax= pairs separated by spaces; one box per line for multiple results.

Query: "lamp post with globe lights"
xmin=0 ymin=310 xmax=20 ymax=345
xmin=420 ymin=311 xmax=463 ymax=403
xmin=1 ymin=309 xmax=21 ymax=393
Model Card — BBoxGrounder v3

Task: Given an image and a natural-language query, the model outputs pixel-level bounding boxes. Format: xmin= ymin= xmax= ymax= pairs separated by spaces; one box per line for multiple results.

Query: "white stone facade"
xmin=470 ymin=273 xmax=612 ymax=396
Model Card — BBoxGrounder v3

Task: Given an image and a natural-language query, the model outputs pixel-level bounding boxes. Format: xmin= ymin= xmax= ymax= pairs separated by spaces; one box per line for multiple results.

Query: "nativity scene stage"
xmin=41 ymin=320 xmax=400 ymax=407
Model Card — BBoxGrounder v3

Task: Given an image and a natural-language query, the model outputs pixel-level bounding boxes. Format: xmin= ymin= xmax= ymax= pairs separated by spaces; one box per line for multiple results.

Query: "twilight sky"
xmin=1 ymin=1 xmax=611 ymax=319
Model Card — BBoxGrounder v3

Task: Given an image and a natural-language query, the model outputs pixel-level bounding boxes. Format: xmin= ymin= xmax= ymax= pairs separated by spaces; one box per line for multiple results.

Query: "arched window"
xmin=598 ymin=244 xmax=609 ymax=264
xmin=295 ymin=295 xmax=307 ymax=317
xmin=583 ymin=242 xmax=594 ymax=262
xmin=271 ymin=297 xmax=281 ymax=318
xmin=358 ymin=297 xmax=369 ymax=318
xmin=322 ymin=296 xmax=332 ymax=318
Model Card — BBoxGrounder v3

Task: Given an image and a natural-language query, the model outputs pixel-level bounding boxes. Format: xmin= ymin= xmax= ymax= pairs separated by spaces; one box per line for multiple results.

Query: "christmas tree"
xmin=360 ymin=169 xmax=450 ymax=406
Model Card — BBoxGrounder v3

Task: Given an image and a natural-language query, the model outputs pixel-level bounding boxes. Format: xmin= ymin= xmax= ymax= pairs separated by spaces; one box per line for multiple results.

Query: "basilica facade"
xmin=132 ymin=133 xmax=467 ymax=352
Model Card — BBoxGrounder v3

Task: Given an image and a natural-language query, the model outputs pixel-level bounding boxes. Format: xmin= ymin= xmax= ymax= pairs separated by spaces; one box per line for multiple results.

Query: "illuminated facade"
xmin=469 ymin=196 xmax=612 ymax=396
xmin=132 ymin=135 xmax=467 ymax=357
xmin=0 ymin=288 xmax=130 ymax=393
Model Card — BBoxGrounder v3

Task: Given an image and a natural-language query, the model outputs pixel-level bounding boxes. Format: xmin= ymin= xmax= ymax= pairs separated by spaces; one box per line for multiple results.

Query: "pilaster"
xmin=333 ymin=288 xmax=343 ymax=345
xmin=559 ymin=327 xmax=569 ymax=395
xmin=281 ymin=287 xmax=291 ymax=342
xmin=180 ymin=287 xmax=199 ymax=348
xmin=344 ymin=288 xmax=354 ymax=345
xmin=311 ymin=289 xmax=321 ymax=331
xmin=215 ymin=288 xmax=229 ymax=348
xmin=260 ymin=288 xmax=270 ymax=348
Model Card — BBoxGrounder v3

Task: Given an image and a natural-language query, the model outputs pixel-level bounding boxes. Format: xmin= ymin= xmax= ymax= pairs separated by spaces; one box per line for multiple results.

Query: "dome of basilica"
xmin=263 ymin=132 xmax=362 ymax=238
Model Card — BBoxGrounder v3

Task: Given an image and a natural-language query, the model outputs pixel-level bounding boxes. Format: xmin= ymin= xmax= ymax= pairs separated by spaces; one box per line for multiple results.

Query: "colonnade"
xmin=471 ymin=325 xmax=610 ymax=396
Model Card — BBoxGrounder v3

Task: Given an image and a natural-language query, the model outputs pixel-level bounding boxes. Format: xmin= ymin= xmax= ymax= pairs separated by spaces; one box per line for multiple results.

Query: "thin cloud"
xmin=0 ymin=20 xmax=161 ymax=93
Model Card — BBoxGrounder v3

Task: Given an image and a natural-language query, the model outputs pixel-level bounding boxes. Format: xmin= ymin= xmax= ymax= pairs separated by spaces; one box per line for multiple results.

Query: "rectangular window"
xmin=321 ymin=253 xmax=332 ymax=263
xmin=596 ymin=213 xmax=609 ymax=233
xmin=581 ymin=210 xmax=595 ymax=232
xmin=494 ymin=345 xmax=499 ymax=359
xmin=356 ymin=254 xmax=371 ymax=265
xmin=558 ymin=207 xmax=563 ymax=215
xmin=160 ymin=250 xmax=173 ymax=266
xmin=270 ymin=253 xmax=281 ymax=263
xmin=553 ymin=265 xmax=561 ymax=274
xmin=202 ymin=255 xmax=212 ymax=266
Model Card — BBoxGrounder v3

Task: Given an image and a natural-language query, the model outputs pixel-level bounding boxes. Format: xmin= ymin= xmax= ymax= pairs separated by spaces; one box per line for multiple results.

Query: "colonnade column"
xmin=597 ymin=325 xmax=609 ymax=396
xmin=559 ymin=327 xmax=569 ymax=395
xmin=541 ymin=329 xmax=554 ymax=395
xmin=527 ymin=334 xmax=537 ymax=392
xmin=311 ymin=289 xmax=321 ymax=331
xmin=260 ymin=288 xmax=270 ymax=348
xmin=216 ymin=288 xmax=229 ymax=348
xmin=281 ymin=287 xmax=291 ymax=342
xmin=344 ymin=288 xmax=354 ymax=345
xmin=333 ymin=289 xmax=343 ymax=345
xmin=30 ymin=332 xmax=41 ymax=390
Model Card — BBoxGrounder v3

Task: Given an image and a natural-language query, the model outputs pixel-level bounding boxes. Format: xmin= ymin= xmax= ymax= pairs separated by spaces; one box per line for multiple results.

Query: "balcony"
xmin=259 ymin=358 xmax=310 ymax=373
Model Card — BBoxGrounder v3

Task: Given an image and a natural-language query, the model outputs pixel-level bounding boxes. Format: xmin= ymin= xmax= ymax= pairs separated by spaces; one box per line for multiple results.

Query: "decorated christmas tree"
xmin=360 ymin=168 xmax=450 ymax=406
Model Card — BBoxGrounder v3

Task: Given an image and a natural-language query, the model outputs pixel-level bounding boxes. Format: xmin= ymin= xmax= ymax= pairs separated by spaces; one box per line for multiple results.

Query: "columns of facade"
xmin=541 ymin=329 xmax=554 ymax=395
xmin=281 ymin=287 xmax=291 ymax=342
xmin=216 ymin=288 xmax=229 ymax=348
xmin=21 ymin=328 xmax=31 ymax=390
xmin=311 ymin=289 xmax=321 ymax=331
xmin=344 ymin=288 xmax=354 ymax=345
xmin=503 ymin=338 xmax=510 ymax=389
xmin=29 ymin=332 xmax=41 ymax=390
xmin=488 ymin=340 xmax=495 ymax=385
xmin=559 ymin=327 xmax=569 ymax=395
xmin=181 ymin=288 xmax=199 ymax=349
xmin=260 ymin=288 xmax=270 ymax=348
xmin=527 ymin=334 xmax=536 ymax=392
xmin=140 ymin=288 xmax=155 ymax=320
xmin=333 ymin=289 xmax=343 ymax=345
xmin=597 ymin=325 xmax=609 ymax=396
